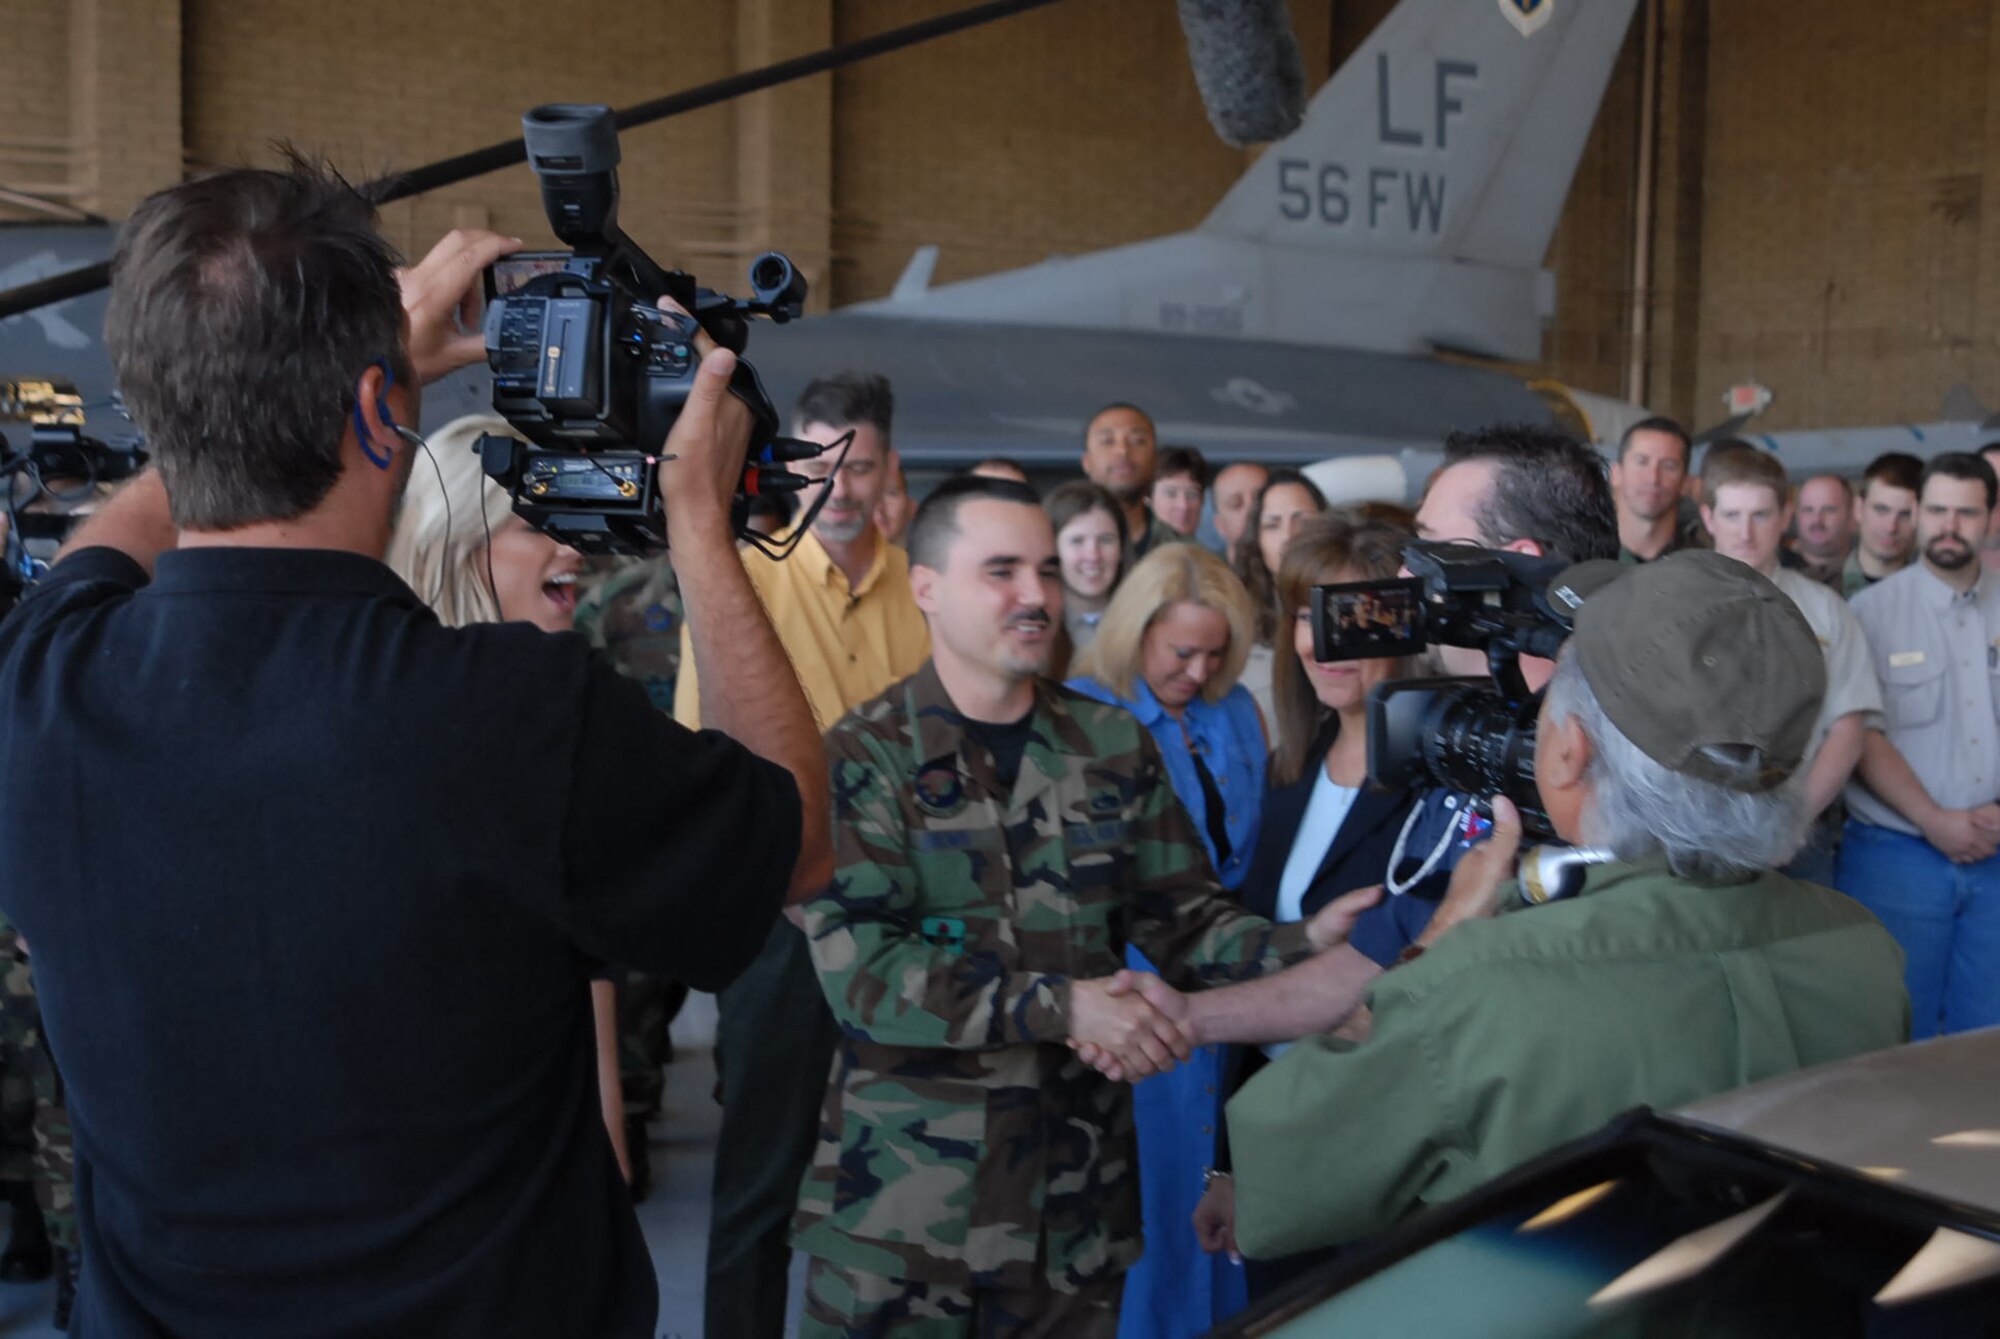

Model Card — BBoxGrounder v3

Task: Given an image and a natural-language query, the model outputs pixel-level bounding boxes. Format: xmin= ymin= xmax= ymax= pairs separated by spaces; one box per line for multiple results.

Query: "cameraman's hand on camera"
xmin=651 ymin=299 xmax=755 ymax=540
xmin=1067 ymin=972 xmax=1192 ymax=1083
xmin=1304 ymin=884 xmax=1385 ymax=952
xmin=1924 ymin=804 xmax=2000 ymax=865
xmin=651 ymin=294 xmax=830 ymax=901
xmin=1417 ymin=794 xmax=1523 ymax=947
xmin=398 ymin=230 xmax=522 ymax=384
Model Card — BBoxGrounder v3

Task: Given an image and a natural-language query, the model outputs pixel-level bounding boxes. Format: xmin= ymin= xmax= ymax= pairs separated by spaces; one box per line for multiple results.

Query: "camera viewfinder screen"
xmin=1312 ymin=577 xmax=1426 ymax=662
xmin=486 ymin=253 xmax=574 ymax=298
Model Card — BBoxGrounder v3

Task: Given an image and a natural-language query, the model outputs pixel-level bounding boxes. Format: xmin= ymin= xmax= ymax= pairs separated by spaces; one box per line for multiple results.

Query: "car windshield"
xmin=1239 ymin=1128 xmax=2000 ymax=1338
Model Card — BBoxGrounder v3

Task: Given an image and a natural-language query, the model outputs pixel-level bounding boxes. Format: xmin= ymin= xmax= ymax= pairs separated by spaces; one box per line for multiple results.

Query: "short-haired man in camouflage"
xmin=792 ymin=477 xmax=1374 ymax=1336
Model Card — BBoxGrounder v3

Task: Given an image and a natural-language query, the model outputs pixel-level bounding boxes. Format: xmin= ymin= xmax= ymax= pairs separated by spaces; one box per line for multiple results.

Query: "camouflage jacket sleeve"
xmin=801 ymin=724 xmax=1073 ymax=1049
xmin=1121 ymin=731 xmax=1312 ymax=989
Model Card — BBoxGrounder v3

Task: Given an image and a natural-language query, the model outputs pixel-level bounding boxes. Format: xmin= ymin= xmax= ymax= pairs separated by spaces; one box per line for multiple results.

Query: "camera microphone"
xmin=1176 ymin=0 xmax=1308 ymax=148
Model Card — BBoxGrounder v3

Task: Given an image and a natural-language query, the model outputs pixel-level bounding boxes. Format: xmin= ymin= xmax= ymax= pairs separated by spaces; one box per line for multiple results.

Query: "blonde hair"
xmin=1071 ymin=544 xmax=1255 ymax=705
xmin=385 ymin=414 xmax=524 ymax=627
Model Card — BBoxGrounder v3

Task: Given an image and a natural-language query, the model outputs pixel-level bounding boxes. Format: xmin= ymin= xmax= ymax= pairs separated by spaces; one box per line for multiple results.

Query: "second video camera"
xmin=2 ymin=380 xmax=148 ymax=612
xmin=1310 ymin=542 xmax=1581 ymax=835
xmin=479 ymin=104 xmax=821 ymax=556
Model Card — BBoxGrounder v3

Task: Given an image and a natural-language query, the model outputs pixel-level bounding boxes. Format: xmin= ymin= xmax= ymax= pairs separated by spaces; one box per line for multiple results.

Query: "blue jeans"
xmin=1836 ymin=821 xmax=2000 ymax=1039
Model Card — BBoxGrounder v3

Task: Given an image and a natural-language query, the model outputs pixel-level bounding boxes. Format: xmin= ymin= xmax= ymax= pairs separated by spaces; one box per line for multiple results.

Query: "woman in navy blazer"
xmin=1198 ymin=507 xmax=1420 ymax=1299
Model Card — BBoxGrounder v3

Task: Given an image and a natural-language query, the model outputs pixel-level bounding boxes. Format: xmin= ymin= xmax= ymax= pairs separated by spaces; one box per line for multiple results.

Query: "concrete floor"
xmin=641 ymin=1036 xmax=810 ymax=1338
xmin=0 ymin=991 xmax=806 ymax=1338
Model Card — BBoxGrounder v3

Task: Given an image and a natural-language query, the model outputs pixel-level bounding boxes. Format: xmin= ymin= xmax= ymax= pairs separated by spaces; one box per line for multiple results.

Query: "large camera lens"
xmin=1368 ymin=678 xmax=1551 ymax=836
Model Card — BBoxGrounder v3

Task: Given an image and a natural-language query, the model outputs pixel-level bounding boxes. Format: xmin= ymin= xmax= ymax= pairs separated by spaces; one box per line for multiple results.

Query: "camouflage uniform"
xmin=572 ymin=556 xmax=688 ymax=1125
xmin=0 ymin=929 xmax=38 ymax=1184
xmin=33 ymin=1049 xmax=71 ymax=1254
xmin=793 ymin=663 xmax=1312 ymax=1322
xmin=0 ymin=924 xmax=72 ymax=1253
xmin=803 ymin=1257 xmax=1120 ymax=1337
xmin=572 ymin=555 xmax=683 ymax=714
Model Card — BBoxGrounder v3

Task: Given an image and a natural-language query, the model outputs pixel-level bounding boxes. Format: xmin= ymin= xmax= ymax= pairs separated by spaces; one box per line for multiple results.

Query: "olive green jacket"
xmin=1228 ymin=857 xmax=1909 ymax=1258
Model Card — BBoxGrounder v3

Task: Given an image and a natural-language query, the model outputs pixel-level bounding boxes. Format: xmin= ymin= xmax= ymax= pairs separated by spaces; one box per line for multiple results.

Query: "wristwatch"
xmin=1202 ymin=1167 xmax=1233 ymax=1191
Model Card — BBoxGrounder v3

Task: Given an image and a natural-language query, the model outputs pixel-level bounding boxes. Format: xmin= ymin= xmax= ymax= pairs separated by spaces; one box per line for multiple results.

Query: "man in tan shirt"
xmin=679 ymin=373 xmax=930 ymax=1339
xmin=1839 ymin=452 xmax=2000 ymax=1039
xmin=1698 ymin=446 xmax=1880 ymax=886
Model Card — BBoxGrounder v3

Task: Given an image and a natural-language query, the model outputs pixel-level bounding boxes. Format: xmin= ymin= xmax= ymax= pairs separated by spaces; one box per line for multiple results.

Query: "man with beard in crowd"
xmin=1838 ymin=452 xmax=2000 ymax=1037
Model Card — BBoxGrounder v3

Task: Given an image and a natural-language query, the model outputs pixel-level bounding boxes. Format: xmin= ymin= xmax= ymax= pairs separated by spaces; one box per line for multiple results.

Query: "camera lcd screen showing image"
xmin=485 ymin=253 xmax=574 ymax=298
xmin=1312 ymin=577 xmax=1426 ymax=662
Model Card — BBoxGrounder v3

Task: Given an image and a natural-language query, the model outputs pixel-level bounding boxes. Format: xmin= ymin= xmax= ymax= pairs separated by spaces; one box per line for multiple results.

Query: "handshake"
xmin=1065 ymin=970 xmax=1196 ymax=1082
xmin=1063 ymin=883 xmax=1386 ymax=1083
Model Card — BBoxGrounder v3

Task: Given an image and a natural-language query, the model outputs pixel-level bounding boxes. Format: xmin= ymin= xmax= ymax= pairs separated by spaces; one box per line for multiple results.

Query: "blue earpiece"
xmin=353 ymin=358 xmax=399 ymax=470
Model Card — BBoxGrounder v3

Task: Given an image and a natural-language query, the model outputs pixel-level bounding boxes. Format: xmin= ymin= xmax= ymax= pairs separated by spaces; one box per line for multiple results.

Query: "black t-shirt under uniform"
xmin=0 ymin=547 xmax=799 ymax=1338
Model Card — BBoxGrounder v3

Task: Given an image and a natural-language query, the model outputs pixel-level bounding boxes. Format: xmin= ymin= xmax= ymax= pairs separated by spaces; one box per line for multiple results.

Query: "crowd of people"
xmin=0 ymin=162 xmax=1987 ymax=1338
xmin=1605 ymin=417 xmax=2000 ymax=1033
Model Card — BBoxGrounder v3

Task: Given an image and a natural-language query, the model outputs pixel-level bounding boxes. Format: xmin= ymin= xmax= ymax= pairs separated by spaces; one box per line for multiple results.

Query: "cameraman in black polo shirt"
xmin=0 ymin=160 xmax=830 ymax=1337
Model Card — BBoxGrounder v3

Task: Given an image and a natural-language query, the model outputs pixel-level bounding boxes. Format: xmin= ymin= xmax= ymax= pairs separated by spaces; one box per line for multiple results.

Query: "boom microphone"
xmin=1175 ymin=0 xmax=1307 ymax=148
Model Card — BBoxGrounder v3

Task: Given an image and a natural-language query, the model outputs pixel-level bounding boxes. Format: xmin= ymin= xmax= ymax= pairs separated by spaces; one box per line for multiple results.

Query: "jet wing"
xmin=750 ymin=313 xmax=1555 ymax=472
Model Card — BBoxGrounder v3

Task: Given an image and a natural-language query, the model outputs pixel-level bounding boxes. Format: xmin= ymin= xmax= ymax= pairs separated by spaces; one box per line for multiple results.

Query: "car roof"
xmin=1673 ymin=1027 xmax=2000 ymax=1215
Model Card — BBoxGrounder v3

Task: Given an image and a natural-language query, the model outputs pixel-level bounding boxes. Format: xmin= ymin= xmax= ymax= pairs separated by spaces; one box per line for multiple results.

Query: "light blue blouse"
xmin=1065 ymin=675 xmax=1266 ymax=890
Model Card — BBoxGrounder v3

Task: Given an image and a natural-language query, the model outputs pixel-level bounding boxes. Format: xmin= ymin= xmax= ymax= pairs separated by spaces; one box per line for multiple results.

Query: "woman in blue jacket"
xmin=1067 ymin=542 xmax=1264 ymax=1339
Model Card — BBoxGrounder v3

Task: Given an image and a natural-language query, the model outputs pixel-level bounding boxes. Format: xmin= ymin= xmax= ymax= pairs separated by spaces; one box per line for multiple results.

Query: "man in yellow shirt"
xmin=681 ymin=372 xmax=930 ymax=1339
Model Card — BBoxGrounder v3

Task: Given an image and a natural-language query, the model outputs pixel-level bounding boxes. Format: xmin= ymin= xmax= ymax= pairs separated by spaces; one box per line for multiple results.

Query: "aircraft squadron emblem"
xmin=1499 ymin=0 xmax=1553 ymax=38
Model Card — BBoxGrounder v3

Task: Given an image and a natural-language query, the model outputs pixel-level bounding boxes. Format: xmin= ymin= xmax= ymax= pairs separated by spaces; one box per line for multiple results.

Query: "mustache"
xmin=1007 ymin=609 xmax=1052 ymax=628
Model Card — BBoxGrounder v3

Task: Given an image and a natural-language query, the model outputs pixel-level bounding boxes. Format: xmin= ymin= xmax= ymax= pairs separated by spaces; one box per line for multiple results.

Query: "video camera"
xmin=478 ymin=104 xmax=828 ymax=557
xmin=1310 ymin=541 xmax=1580 ymax=836
xmin=2 ymin=380 xmax=148 ymax=609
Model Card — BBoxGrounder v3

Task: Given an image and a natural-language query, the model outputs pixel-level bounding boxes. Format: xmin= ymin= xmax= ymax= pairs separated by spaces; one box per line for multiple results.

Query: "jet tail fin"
xmin=1199 ymin=0 xmax=1638 ymax=271
xmin=1942 ymin=382 xmax=1988 ymax=424
xmin=887 ymin=246 xmax=939 ymax=303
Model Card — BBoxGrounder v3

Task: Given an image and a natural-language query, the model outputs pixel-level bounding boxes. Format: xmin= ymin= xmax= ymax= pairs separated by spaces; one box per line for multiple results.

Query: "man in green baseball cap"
xmin=1112 ymin=550 xmax=1913 ymax=1259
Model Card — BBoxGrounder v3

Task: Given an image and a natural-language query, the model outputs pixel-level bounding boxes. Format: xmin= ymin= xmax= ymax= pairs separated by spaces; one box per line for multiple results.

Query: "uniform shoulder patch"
xmin=913 ymin=761 xmax=967 ymax=817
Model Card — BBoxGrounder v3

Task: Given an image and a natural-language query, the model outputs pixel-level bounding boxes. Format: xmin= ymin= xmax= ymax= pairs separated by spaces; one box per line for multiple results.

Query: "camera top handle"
xmin=1401 ymin=542 xmax=1577 ymax=701
xmin=523 ymin=104 xmax=804 ymax=352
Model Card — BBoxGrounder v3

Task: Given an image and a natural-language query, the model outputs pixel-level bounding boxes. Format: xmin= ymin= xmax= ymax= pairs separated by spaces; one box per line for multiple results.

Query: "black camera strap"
xmin=738 ymin=430 xmax=856 ymax=562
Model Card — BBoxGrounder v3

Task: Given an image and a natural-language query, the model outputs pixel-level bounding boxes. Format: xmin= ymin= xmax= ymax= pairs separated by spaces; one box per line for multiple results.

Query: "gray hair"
xmin=1543 ymin=652 xmax=1807 ymax=881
